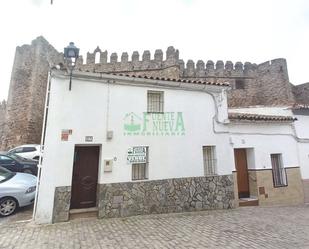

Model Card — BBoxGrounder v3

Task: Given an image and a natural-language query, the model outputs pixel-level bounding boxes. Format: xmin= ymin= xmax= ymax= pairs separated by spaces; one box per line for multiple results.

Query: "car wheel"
xmin=33 ymin=156 xmax=39 ymax=160
xmin=23 ymin=169 xmax=33 ymax=174
xmin=0 ymin=197 xmax=18 ymax=217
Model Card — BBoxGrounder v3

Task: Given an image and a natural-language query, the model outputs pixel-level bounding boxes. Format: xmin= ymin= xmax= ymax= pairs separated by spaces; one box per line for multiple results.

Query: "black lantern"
xmin=64 ymin=42 xmax=79 ymax=90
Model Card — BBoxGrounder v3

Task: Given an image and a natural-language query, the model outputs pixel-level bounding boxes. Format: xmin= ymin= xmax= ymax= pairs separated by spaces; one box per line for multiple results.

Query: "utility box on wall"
xmin=104 ymin=159 xmax=113 ymax=172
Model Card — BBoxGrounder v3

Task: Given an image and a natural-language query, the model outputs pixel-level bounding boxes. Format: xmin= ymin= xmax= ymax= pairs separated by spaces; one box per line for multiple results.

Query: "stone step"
xmin=69 ymin=207 xmax=98 ymax=220
xmin=239 ymin=198 xmax=259 ymax=207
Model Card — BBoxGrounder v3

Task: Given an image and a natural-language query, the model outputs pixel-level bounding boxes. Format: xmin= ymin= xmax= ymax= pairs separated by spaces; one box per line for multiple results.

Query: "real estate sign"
xmin=127 ymin=146 xmax=147 ymax=164
xmin=123 ymin=112 xmax=185 ymax=136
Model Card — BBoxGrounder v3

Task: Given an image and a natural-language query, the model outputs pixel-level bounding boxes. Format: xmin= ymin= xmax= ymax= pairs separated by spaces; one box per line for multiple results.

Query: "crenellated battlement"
xmin=77 ymin=46 xmax=180 ymax=76
xmin=76 ymin=46 xmax=288 ymax=80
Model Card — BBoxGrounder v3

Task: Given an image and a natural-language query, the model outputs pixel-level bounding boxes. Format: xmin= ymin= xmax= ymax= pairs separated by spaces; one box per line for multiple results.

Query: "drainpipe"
xmin=32 ymin=70 xmax=52 ymax=221
xmin=106 ymin=81 xmax=111 ymax=141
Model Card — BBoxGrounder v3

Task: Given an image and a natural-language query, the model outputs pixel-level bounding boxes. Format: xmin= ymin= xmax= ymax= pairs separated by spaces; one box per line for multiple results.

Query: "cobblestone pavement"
xmin=0 ymin=205 xmax=33 ymax=225
xmin=1 ymin=206 xmax=309 ymax=249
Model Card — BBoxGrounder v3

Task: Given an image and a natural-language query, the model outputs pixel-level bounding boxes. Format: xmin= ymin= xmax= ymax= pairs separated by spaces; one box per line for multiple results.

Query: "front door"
xmin=234 ymin=149 xmax=250 ymax=198
xmin=70 ymin=146 xmax=100 ymax=209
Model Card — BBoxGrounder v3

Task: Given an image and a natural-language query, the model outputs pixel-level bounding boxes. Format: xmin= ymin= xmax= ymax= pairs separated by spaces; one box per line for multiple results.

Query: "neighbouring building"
xmin=0 ymin=37 xmax=308 ymax=223
xmin=228 ymin=108 xmax=305 ymax=206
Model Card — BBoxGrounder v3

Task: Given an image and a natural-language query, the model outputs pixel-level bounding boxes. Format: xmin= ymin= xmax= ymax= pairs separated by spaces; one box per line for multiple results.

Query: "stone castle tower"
xmin=0 ymin=37 xmax=63 ymax=150
xmin=0 ymin=36 xmax=306 ymax=150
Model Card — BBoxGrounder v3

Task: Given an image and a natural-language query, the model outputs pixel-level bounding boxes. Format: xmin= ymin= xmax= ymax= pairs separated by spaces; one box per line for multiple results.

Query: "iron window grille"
xmin=203 ymin=146 xmax=217 ymax=176
xmin=147 ymin=91 xmax=164 ymax=113
xmin=132 ymin=147 xmax=149 ymax=181
xmin=271 ymin=154 xmax=288 ymax=187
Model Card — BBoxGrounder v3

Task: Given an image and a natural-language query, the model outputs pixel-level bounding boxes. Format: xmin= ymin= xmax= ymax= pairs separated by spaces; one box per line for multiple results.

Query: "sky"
xmin=0 ymin=0 xmax=308 ymax=101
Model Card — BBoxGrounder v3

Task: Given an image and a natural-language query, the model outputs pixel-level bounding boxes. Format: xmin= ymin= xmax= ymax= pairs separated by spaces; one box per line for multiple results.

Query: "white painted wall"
xmin=294 ymin=115 xmax=309 ymax=179
xmin=294 ymin=115 xmax=309 ymax=139
xmin=35 ymin=72 xmax=234 ymax=223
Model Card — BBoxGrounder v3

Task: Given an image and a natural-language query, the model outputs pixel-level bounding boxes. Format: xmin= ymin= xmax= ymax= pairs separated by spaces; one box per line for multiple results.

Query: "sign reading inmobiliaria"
xmin=123 ymin=112 xmax=185 ymax=136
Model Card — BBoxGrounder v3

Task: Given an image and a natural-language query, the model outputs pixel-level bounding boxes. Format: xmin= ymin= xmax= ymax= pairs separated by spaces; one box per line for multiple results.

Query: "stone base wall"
xmin=251 ymin=167 xmax=304 ymax=206
xmin=248 ymin=170 xmax=258 ymax=197
xmin=97 ymin=175 xmax=235 ymax=218
xmin=52 ymin=186 xmax=71 ymax=223
xmin=303 ymin=179 xmax=309 ymax=204
xmin=232 ymin=172 xmax=239 ymax=208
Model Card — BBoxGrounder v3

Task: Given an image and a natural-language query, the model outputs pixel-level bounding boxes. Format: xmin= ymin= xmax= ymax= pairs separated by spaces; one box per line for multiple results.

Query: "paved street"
xmin=0 ymin=206 xmax=309 ymax=249
xmin=0 ymin=205 xmax=33 ymax=225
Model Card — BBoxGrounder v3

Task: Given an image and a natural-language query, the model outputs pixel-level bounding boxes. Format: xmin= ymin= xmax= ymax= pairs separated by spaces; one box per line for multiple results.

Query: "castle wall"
xmin=0 ymin=37 xmax=299 ymax=150
xmin=0 ymin=100 xmax=6 ymax=149
xmin=293 ymin=82 xmax=309 ymax=105
xmin=254 ymin=59 xmax=295 ymax=106
xmin=0 ymin=37 xmax=63 ymax=150
xmin=77 ymin=46 xmax=295 ymax=108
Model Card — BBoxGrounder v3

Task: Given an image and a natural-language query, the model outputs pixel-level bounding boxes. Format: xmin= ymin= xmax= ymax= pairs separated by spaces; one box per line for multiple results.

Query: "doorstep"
xmin=239 ymin=197 xmax=259 ymax=207
xmin=69 ymin=207 xmax=98 ymax=220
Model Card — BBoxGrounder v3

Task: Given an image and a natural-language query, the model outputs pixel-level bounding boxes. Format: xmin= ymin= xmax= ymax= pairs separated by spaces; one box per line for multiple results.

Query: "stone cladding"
xmin=97 ymin=175 xmax=235 ymax=218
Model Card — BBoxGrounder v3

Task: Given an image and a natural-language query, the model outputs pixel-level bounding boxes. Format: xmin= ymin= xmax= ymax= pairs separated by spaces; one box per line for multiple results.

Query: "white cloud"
xmin=0 ymin=0 xmax=308 ymax=100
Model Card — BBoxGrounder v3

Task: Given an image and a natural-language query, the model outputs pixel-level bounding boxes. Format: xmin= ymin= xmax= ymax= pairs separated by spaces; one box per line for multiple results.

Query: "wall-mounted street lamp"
xmin=64 ymin=42 xmax=79 ymax=91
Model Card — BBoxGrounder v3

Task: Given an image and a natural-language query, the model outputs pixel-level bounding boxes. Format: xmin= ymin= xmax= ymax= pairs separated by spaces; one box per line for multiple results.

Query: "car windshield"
xmin=0 ymin=167 xmax=15 ymax=183
xmin=7 ymin=153 xmax=26 ymax=161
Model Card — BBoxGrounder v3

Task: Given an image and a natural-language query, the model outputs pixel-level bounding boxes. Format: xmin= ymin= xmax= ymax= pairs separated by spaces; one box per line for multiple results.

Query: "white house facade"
xmin=34 ymin=70 xmax=235 ymax=224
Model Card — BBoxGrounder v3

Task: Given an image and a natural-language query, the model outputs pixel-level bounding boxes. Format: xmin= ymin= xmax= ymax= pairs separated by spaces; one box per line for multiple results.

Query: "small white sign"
xmin=85 ymin=136 xmax=93 ymax=142
xmin=127 ymin=146 xmax=147 ymax=164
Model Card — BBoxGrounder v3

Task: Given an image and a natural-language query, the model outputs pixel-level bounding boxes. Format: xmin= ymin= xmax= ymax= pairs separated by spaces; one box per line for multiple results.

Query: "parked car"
xmin=8 ymin=144 xmax=41 ymax=161
xmin=0 ymin=166 xmax=36 ymax=217
xmin=0 ymin=154 xmax=38 ymax=176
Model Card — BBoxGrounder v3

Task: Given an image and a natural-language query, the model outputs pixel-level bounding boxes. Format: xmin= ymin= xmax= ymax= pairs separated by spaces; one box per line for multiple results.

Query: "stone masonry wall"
xmin=76 ymin=46 xmax=295 ymax=107
xmin=53 ymin=186 xmax=71 ymax=223
xmin=0 ymin=37 xmax=63 ymax=150
xmin=0 ymin=100 xmax=7 ymax=147
xmin=97 ymin=175 xmax=235 ymax=218
xmin=293 ymin=82 xmax=309 ymax=105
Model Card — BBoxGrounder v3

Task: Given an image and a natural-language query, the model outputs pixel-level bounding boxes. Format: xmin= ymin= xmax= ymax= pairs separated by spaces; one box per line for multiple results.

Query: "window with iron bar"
xmin=271 ymin=154 xmax=287 ymax=187
xmin=132 ymin=147 xmax=149 ymax=180
xmin=203 ymin=146 xmax=217 ymax=176
xmin=147 ymin=91 xmax=164 ymax=113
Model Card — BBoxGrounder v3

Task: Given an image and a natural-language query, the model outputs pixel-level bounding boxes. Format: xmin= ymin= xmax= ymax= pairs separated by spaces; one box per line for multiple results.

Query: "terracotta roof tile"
xmin=228 ymin=113 xmax=297 ymax=122
xmin=109 ymin=73 xmax=229 ymax=87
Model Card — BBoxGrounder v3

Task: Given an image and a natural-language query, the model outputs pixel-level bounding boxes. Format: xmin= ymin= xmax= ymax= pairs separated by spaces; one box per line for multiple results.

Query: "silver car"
xmin=0 ymin=166 xmax=36 ymax=217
